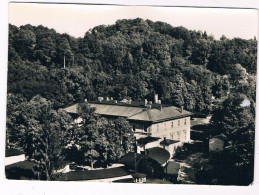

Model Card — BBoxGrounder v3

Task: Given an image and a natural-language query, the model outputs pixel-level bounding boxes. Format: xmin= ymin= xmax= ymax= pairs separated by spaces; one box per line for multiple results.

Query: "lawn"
xmin=63 ymin=166 xmax=133 ymax=181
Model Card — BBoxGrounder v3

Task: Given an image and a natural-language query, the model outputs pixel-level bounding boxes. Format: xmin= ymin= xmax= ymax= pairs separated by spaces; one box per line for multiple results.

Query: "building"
xmin=64 ymin=94 xmax=192 ymax=156
xmin=209 ymin=134 xmax=226 ymax=152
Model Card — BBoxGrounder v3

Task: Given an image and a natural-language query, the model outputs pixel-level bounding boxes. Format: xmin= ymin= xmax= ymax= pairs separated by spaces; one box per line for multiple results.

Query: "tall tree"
xmin=21 ymin=95 xmax=72 ymax=180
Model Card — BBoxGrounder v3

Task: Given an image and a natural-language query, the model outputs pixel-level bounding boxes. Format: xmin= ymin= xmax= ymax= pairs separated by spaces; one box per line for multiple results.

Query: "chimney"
xmin=106 ymin=97 xmax=110 ymax=101
xmin=181 ymin=106 xmax=184 ymax=113
xmin=148 ymin=101 xmax=153 ymax=105
xmin=158 ymin=100 xmax=161 ymax=104
xmin=144 ymin=99 xmax=148 ymax=106
xmin=84 ymin=99 xmax=88 ymax=102
xmin=128 ymin=99 xmax=132 ymax=104
xmin=114 ymin=100 xmax=118 ymax=104
xmin=159 ymin=105 xmax=163 ymax=112
xmin=154 ymin=94 xmax=158 ymax=104
xmin=110 ymin=97 xmax=113 ymax=101
xmin=98 ymin=97 xmax=103 ymax=102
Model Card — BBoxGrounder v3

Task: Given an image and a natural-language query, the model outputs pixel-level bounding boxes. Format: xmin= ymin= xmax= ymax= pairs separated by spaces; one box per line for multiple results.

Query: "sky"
xmin=9 ymin=3 xmax=258 ymax=40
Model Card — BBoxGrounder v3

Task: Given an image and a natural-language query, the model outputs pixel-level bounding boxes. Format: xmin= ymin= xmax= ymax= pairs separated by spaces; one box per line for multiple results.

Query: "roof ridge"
xmin=127 ymin=109 xmax=146 ymax=118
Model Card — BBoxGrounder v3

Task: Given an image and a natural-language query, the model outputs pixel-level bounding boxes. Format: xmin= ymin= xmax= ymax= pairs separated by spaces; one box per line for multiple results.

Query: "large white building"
xmin=64 ymin=94 xmax=192 ymax=156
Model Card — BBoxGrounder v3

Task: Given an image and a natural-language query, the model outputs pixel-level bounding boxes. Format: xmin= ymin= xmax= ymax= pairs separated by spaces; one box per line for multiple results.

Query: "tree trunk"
xmin=90 ymin=156 xmax=93 ymax=170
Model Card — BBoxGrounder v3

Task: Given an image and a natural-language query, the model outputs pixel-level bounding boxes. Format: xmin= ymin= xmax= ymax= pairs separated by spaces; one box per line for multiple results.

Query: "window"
xmin=177 ymin=131 xmax=181 ymax=140
xmin=157 ymin=125 xmax=159 ymax=132
xmin=144 ymin=126 xmax=147 ymax=132
xmin=184 ymin=119 xmax=187 ymax=125
xmin=133 ymin=124 xmax=136 ymax=132
xmin=170 ymin=133 xmax=174 ymax=139
xmin=178 ymin=120 xmax=180 ymax=126
xmin=164 ymin=123 xmax=167 ymax=131
xmin=171 ymin=122 xmax=174 ymax=128
xmin=147 ymin=127 xmax=151 ymax=133
xmin=183 ymin=130 xmax=186 ymax=140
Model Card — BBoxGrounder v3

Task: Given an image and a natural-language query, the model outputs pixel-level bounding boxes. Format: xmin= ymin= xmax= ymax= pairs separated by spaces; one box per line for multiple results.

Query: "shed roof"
xmin=137 ymin=136 xmax=160 ymax=145
xmin=160 ymin=139 xmax=179 ymax=146
xmin=120 ymin=147 xmax=170 ymax=167
xmin=146 ymin=147 xmax=170 ymax=165
xmin=132 ymin=173 xmax=147 ymax=178
xmin=119 ymin=152 xmax=145 ymax=168
xmin=166 ymin=161 xmax=180 ymax=175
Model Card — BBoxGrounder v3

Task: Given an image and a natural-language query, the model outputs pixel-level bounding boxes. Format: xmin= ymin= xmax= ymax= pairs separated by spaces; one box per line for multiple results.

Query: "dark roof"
xmin=5 ymin=160 xmax=35 ymax=170
xmin=119 ymin=152 xmax=145 ymax=168
xmin=146 ymin=147 xmax=170 ymax=165
xmin=160 ymin=139 xmax=179 ymax=146
xmin=64 ymin=102 xmax=192 ymax=123
xmin=137 ymin=136 xmax=160 ymax=145
xmin=132 ymin=173 xmax=147 ymax=178
xmin=120 ymin=147 xmax=170 ymax=167
xmin=64 ymin=167 xmax=131 ymax=181
xmin=5 ymin=148 xmax=24 ymax=157
xmin=166 ymin=161 xmax=180 ymax=175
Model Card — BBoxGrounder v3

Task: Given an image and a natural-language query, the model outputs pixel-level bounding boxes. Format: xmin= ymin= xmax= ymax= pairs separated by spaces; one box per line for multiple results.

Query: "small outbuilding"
xmin=132 ymin=173 xmax=147 ymax=183
xmin=209 ymin=134 xmax=226 ymax=152
xmin=165 ymin=161 xmax=180 ymax=182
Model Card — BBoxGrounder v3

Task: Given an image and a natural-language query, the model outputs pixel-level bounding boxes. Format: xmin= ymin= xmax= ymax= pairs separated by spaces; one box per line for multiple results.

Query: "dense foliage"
xmin=7 ymin=19 xmax=257 ymax=114
xmin=66 ymin=104 xmax=134 ymax=168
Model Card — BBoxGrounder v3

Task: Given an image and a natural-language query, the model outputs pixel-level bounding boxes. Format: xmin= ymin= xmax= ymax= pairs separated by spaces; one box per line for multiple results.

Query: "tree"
xmin=210 ymin=93 xmax=255 ymax=185
xmin=68 ymin=104 xmax=135 ymax=167
xmin=20 ymin=95 xmax=72 ymax=180
xmin=13 ymin=29 xmax=36 ymax=60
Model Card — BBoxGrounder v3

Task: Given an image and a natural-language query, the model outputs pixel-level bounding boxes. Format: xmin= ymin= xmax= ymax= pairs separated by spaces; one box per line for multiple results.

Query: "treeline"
xmin=8 ymin=18 xmax=257 ymax=114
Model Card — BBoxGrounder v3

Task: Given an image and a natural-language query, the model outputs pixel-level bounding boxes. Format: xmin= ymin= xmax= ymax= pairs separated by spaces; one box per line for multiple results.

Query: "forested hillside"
xmin=8 ymin=18 xmax=257 ymax=114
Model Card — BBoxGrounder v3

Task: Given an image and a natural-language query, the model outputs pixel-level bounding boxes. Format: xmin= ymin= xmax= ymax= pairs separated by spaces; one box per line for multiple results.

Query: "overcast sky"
xmin=9 ymin=3 xmax=258 ymax=40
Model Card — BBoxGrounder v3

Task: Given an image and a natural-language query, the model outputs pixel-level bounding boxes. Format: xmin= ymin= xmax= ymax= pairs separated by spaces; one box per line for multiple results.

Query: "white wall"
xmin=5 ymin=154 xmax=25 ymax=166
xmin=150 ymin=117 xmax=191 ymax=142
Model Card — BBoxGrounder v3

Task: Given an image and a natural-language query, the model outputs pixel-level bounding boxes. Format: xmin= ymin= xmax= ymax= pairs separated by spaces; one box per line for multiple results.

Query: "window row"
xmin=156 ymin=119 xmax=187 ymax=132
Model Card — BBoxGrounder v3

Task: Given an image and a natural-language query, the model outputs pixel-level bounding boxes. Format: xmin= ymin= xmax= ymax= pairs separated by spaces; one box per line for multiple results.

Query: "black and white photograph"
xmin=2 ymin=1 xmax=258 ymax=188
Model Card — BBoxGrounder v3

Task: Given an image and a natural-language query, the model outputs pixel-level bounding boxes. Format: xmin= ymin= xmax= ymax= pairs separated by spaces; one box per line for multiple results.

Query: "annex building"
xmin=64 ymin=94 xmax=192 ymax=156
